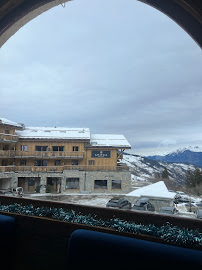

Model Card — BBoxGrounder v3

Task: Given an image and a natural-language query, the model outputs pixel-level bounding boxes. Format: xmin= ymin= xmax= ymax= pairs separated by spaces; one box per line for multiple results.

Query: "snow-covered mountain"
xmin=147 ymin=147 xmax=202 ymax=167
xmin=121 ymin=153 xmax=195 ymax=186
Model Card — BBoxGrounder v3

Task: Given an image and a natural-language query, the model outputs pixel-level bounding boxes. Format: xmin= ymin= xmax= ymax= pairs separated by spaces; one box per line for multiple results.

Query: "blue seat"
xmin=67 ymin=229 xmax=202 ymax=269
xmin=0 ymin=214 xmax=15 ymax=269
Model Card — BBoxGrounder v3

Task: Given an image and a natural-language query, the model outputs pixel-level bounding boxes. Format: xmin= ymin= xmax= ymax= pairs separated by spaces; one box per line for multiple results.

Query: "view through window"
xmin=0 ymin=0 xmax=202 ymax=224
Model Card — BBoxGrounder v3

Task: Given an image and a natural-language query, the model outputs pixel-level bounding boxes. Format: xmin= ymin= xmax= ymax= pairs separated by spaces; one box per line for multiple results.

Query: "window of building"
xmin=35 ymin=160 xmax=47 ymax=166
xmin=20 ymin=160 xmax=26 ymax=166
xmin=72 ymin=146 xmax=79 ymax=151
xmin=66 ymin=178 xmax=79 ymax=189
xmin=52 ymin=146 xmax=64 ymax=151
xmin=72 ymin=160 xmax=78 ymax=165
xmin=94 ymin=180 xmax=107 ymax=190
xmin=21 ymin=145 xmax=27 ymax=151
xmin=2 ymin=160 xmax=8 ymax=166
xmin=28 ymin=177 xmax=35 ymax=186
xmin=5 ymin=130 xmax=10 ymax=134
xmin=112 ymin=180 xmax=122 ymax=189
xmin=35 ymin=146 xmax=48 ymax=151
xmin=55 ymin=160 xmax=61 ymax=166
xmin=89 ymin=160 xmax=95 ymax=166
xmin=3 ymin=145 xmax=9 ymax=150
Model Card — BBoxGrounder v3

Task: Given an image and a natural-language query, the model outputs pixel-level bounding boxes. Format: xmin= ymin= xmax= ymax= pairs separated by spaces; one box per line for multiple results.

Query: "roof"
xmin=0 ymin=117 xmax=22 ymax=128
xmin=126 ymin=181 xmax=175 ymax=200
xmin=90 ymin=134 xmax=131 ymax=148
xmin=16 ymin=127 xmax=90 ymax=140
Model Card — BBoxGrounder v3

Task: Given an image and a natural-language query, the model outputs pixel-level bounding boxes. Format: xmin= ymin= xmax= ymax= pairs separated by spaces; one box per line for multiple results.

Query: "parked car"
xmin=106 ymin=198 xmax=131 ymax=210
xmin=131 ymin=197 xmax=155 ymax=212
xmin=160 ymin=207 xmax=178 ymax=215
xmin=175 ymin=191 xmax=189 ymax=203
xmin=196 ymin=201 xmax=202 ymax=207
xmin=196 ymin=209 xmax=202 ymax=219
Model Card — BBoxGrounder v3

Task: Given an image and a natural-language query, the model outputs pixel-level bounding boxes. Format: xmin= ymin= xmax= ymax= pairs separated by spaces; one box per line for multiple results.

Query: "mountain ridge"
xmin=121 ymin=152 xmax=195 ymax=186
xmin=147 ymin=149 xmax=202 ymax=167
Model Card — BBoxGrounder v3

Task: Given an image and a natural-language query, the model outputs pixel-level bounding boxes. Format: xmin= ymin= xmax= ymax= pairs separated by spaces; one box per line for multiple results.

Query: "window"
xmin=2 ymin=160 xmax=8 ymax=166
xmin=52 ymin=146 xmax=64 ymax=151
xmin=73 ymin=146 xmax=79 ymax=151
xmin=5 ymin=130 xmax=9 ymax=134
xmin=72 ymin=160 xmax=78 ymax=165
xmin=3 ymin=145 xmax=9 ymax=150
xmin=35 ymin=160 xmax=47 ymax=166
xmin=28 ymin=177 xmax=35 ymax=186
xmin=35 ymin=146 xmax=48 ymax=151
xmin=112 ymin=180 xmax=122 ymax=190
xmin=21 ymin=145 xmax=27 ymax=151
xmin=94 ymin=180 xmax=107 ymax=190
xmin=55 ymin=160 xmax=61 ymax=166
xmin=66 ymin=178 xmax=79 ymax=189
xmin=20 ymin=160 xmax=26 ymax=166
xmin=89 ymin=160 xmax=95 ymax=166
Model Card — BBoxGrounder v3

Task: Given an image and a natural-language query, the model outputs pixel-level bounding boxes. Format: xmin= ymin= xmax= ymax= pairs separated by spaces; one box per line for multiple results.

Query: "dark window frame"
xmin=112 ymin=180 xmax=122 ymax=190
xmin=66 ymin=178 xmax=80 ymax=190
xmin=72 ymin=146 xmax=79 ymax=152
xmin=94 ymin=180 xmax=108 ymax=190
xmin=52 ymin=146 xmax=64 ymax=152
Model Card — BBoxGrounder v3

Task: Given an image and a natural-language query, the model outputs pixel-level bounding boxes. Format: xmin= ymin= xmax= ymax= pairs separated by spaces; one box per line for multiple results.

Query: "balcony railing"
xmin=0 ymin=133 xmax=18 ymax=143
xmin=0 ymin=150 xmax=84 ymax=159
xmin=0 ymin=165 xmax=129 ymax=173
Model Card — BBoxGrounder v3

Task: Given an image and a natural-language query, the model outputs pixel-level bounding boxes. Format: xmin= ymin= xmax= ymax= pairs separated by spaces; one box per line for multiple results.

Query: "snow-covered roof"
xmin=90 ymin=134 xmax=131 ymax=148
xmin=126 ymin=181 xmax=175 ymax=199
xmin=16 ymin=127 xmax=90 ymax=140
xmin=0 ymin=117 xmax=22 ymax=128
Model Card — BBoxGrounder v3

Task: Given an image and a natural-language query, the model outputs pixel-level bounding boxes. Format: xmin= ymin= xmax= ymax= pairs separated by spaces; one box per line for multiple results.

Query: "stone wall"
xmin=0 ymin=170 xmax=131 ymax=194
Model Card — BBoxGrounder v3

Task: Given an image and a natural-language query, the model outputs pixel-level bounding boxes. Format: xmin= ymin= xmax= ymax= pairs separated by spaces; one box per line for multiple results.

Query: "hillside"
xmin=147 ymin=147 xmax=202 ymax=167
xmin=121 ymin=153 xmax=195 ymax=186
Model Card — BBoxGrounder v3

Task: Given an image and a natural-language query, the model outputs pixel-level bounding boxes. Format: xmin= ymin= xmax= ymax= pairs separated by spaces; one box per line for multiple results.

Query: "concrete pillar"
xmin=61 ymin=175 xmax=66 ymax=193
xmin=40 ymin=174 xmax=47 ymax=193
xmin=11 ymin=173 xmax=18 ymax=190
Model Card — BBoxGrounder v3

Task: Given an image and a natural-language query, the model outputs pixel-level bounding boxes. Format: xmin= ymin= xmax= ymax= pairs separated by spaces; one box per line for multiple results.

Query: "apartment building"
xmin=0 ymin=117 xmax=131 ymax=194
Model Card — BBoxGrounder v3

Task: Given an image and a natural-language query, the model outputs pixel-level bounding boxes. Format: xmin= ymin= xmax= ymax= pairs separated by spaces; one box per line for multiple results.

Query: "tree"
xmin=162 ymin=168 xmax=169 ymax=179
xmin=186 ymin=168 xmax=202 ymax=195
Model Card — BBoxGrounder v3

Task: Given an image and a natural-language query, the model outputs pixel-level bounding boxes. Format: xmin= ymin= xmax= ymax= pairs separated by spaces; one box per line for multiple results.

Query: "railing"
xmin=0 ymin=165 xmax=129 ymax=173
xmin=0 ymin=150 xmax=84 ymax=159
xmin=0 ymin=133 xmax=18 ymax=143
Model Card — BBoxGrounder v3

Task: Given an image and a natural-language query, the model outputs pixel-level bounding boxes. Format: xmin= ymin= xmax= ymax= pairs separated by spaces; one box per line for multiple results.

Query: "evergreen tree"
xmin=186 ymin=168 xmax=202 ymax=188
xmin=162 ymin=168 xmax=169 ymax=179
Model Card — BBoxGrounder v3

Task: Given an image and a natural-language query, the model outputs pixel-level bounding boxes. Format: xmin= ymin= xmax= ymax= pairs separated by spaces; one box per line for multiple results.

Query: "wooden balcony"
xmin=0 ymin=150 xmax=84 ymax=159
xmin=0 ymin=133 xmax=18 ymax=143
xmin=0 ymin=165 xmax=129 ymax=173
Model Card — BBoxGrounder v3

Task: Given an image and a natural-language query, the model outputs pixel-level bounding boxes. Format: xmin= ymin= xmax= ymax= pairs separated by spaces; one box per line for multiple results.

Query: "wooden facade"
xmin=0 ymin=118 xmax=131 ymax=172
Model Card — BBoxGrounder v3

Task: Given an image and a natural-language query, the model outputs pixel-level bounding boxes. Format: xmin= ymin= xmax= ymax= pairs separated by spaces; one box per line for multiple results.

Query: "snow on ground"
xmin=29 ymin=192 xmax=202 ymax=219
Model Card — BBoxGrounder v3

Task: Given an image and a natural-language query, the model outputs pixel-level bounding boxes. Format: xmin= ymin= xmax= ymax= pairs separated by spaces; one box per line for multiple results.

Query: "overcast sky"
xmin=0 ymin=0 xmax=202 ymax=155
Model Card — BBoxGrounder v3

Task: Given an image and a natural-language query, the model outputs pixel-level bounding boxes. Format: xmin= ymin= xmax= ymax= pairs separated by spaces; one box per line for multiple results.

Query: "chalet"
xmin=0 ymin=117 xmax=131 ymax=194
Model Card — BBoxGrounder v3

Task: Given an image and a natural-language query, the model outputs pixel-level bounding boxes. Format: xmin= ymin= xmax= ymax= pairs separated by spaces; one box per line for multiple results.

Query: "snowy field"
xmin=31 ymin=194 xmax=116 ymax=208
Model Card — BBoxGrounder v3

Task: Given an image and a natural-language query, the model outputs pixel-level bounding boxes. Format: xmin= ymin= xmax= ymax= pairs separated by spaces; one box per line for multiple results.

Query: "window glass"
xmin=73 ymin=146 xmax=79 ymax=151
xmin=20 ymin=160 xmax=26 ymax=166
xmin=52 ymin=146 xmax=64 ymax=151
xmin=94 ymin=180 xmax=107 ymax=189
xmin=72 ymin=160 xmax=78 ymax=165
xmin=35 ymin=146 xmax=48 ymax=151
xmin=21 ymin=145 xmax=27 ymax=151
xmin=55 ymin=160 xmax=61 ymax=166
xmin=112 ymin=180 xmax=121 ymax=189
xmin=35 ymin=160 xmax=47 ymax=166
xmin=89 ymin=160 xmax=95 ymax=165
xmin=66 ymin=178 xmax=79 ymax=189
